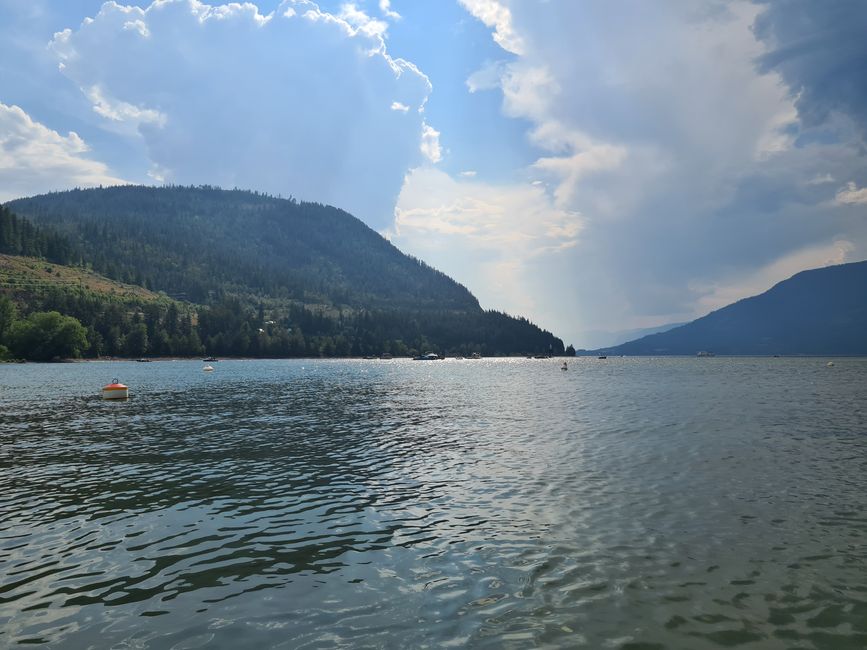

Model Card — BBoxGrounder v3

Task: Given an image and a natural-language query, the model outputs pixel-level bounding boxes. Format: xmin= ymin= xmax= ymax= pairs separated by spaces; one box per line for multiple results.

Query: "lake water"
xmin=1 ymin=357 xmax=865 ymax=649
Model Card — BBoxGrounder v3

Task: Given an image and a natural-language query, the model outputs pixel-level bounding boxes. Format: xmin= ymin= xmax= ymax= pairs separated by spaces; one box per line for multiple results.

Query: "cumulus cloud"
xmin=0 ymin=102 xmax=125 ymax=202
xmin=458 ymin=0 xmax=524 ymax=56
xmin=390 ymin=167 xmax=580 ymax=323
xmin=835 ymin=182 xmax=867 ymax=206
xmin=49 ymin=0 xmax=432 ymax=227
xmin=415 ymin=0 xmax=867 ymax=345
xmin=420 ymin=122 xmax=442 ymax=163
xmin=379 ymin=0 xmax=400 ymax=21
xmin=338 ymin=3 xmax=388 ymax=38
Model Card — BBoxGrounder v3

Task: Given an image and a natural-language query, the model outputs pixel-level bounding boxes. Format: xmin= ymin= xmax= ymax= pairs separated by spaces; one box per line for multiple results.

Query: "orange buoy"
xmin=102 ymin=379 xmax=129 ymax=400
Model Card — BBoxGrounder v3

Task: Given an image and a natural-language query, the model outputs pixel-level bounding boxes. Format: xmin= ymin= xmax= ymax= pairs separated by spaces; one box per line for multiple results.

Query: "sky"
xmin=1 ymin=0 xmax=866 ymax=348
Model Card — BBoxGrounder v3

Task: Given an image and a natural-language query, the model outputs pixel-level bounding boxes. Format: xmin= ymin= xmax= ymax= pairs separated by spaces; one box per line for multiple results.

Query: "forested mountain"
xmin=2 ymin=187 xmax=563 ymax=359
xmin=7 ymin=186 xmax=477 ymax=310
xmin=599 ymin=261 xmax=867 ymax=356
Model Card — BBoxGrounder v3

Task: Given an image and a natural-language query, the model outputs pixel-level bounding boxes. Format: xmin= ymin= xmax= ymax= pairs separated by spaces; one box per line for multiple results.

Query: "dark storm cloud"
xmin=754 ymin=1 xmax=867 ymax=136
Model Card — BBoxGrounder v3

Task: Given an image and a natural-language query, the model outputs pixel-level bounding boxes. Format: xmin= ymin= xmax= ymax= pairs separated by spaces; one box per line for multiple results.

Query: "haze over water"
xmin=1 ymin=358 xmax=865 ymax=648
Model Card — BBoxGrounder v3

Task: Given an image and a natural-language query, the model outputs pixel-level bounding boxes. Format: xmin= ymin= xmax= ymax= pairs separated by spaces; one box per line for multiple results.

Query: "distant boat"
xmin=203 ymin=357 xmax=219 ymax=362
xmin=561 ymin=361 xmax=568 ymax=371
xmin=597 ymin=355 xmax=607 ymax=360
xmin=380 ymin=353 xmax=393 ymax=360
xmin=470 ymin=352 xmax=481 ymax=359
xmin=135 ymin=358 xmax=151 ymax=363
xmin=412 ymin=352 xmax=442 ymax=361
xmin=696 ymin=351 xmax=715 ymax=357
xmin=533 ymin=355 xmax=548 ymax=359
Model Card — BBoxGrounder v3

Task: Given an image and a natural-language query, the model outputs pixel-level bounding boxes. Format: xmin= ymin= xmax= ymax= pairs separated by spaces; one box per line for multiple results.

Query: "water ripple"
xmin=1 ymin=358 xmax=866 ymax=647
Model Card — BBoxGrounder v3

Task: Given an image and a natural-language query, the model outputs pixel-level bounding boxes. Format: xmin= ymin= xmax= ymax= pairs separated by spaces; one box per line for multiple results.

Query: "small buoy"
xmin=203 ymin=365 xmax=214 ymax=372
xmin=827 ymin=361 xmax=834 ymax=367
xmin=102 ymin=379 xmax=128 ymax=400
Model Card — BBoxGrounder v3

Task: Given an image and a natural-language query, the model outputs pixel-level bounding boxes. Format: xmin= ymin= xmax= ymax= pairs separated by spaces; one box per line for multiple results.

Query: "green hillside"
xmin=2 ymin=187 xmax=563 ymax=358
xmin=7 ymin=185 xmax=478 ymax=309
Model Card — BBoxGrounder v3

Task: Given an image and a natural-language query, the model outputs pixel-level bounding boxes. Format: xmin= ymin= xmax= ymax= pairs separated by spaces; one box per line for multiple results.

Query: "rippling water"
xmin=1 ymin=357 xmax=865 ymax=648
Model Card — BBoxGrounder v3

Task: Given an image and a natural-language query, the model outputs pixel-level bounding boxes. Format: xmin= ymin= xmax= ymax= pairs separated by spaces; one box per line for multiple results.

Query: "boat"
xmin=203 ymin=365 xmax=215 ymax=372
xmin=135 ymin=358 xmax=151 ymax=363
xmin=561 ymin=361 xmax=568 ymax=371
xmin=412 ymin=352 xmax=442 ymax=361
xmin=597 ymin=355 xmax=607 ymax=360
xmin=696 ymin=351 xmax=715 ymax=357
xmin=203 ymin=356 xmax=219 ymax=362
xmin=380 ymin=353 xmax=393 ymax=360
xmin=102 ymin=379 xmax=128 ymax=400
xmin=470 ymin=352 xmax=481 ymax=359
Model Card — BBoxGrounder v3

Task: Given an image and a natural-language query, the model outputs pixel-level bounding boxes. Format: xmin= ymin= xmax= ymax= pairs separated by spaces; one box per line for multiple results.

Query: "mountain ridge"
xmin=596 ymin=260 xmax=867 ymax=356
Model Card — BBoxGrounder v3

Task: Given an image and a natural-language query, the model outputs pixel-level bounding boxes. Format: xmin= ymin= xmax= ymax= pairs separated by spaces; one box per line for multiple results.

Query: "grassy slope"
xmin=0 ymin=254 xmax=164 ymax=303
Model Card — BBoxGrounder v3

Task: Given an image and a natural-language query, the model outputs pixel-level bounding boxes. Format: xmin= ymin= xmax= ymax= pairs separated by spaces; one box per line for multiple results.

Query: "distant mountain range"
xmin=3 ymin=186 xmax=563 ymax=357
xmin=597 ymin=261 xmax=867 ymax=356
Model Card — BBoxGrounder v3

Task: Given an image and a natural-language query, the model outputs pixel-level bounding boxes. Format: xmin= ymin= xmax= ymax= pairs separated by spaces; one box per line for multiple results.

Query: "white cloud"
xmin=379 ymin=0 xmax=400 ymax=21
xmin=420 ymin=122 xmax=442 ymax=163
xmin=338 ymin=3 xmax=388 ymax=38
xmin=835 ymin=182 xmax=867 ymax=205
xmin=84 ymin=85 xmax=166 ymax=129
xmin=458 ymin=0 xmax=525 ymax=56
xmin=48 ymin=0 xmax=432 ymax=227
xmin=528 ymin=123 xmax=627 ymax=208
xmin=466 ymin=60 xmax=506 ymax=93
xmin=0 ymin=102 xmax=125 ymax=202
xmin=439 ymin=0 xmax=867 ymax=346
xmin=459 ymin=170 xmax=476 ymax=177
xmin=390 ymin=167 xmax=581 ymax=326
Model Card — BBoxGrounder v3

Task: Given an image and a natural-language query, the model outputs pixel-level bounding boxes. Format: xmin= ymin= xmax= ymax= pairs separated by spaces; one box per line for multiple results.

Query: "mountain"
xmin=6 ymin=185 xmax=478 ymax=310
xmin=579 ymin=322 xmax=686 ymax=350
xmin=598 ymin=261 xmax=867 ymax=356
xmin=3 ymin=186 xmax=563 ymax=357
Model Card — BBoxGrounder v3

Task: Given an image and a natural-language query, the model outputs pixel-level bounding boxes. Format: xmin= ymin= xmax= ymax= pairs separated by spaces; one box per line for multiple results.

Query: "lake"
xmin=1 ymin=357 xmax=865 ymax=648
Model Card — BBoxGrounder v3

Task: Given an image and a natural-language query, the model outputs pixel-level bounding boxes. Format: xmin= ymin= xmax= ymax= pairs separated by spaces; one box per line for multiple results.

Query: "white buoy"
xmin=203 ymin=365 xmax=214 ymax=372
xmin=102 ymin=379 xmax=128 ymax=400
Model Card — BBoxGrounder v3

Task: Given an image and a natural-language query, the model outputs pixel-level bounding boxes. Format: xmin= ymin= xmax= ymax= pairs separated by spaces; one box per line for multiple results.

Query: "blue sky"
xmin=1 ymin=0 xmax=866 ymax=347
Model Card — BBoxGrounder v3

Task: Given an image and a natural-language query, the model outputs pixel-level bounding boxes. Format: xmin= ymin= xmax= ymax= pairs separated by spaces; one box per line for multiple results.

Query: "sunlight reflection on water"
xmin=1 ymin=357 xmax=866 ymax=648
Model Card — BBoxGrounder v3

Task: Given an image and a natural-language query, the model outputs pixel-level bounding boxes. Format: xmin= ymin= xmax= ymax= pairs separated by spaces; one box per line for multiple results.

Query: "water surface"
xmin=1 ymin=357 xmax=865 ymax=648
